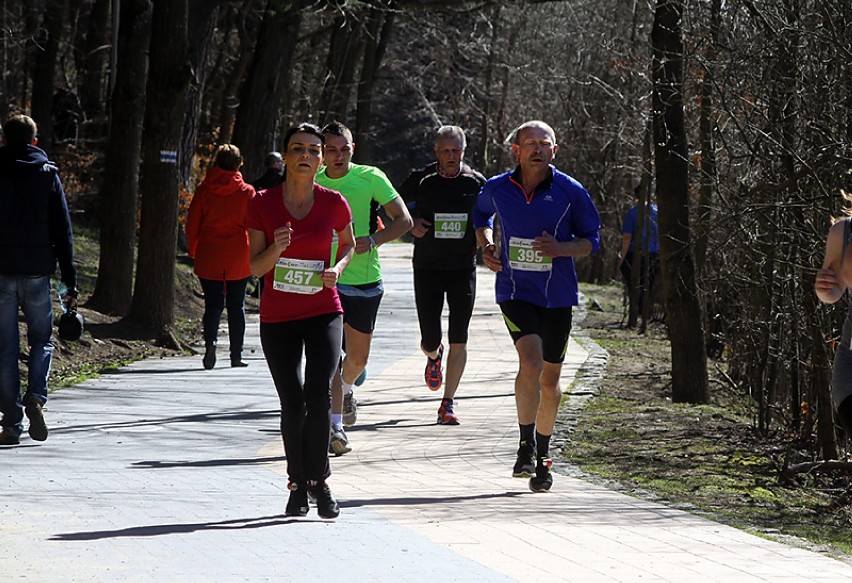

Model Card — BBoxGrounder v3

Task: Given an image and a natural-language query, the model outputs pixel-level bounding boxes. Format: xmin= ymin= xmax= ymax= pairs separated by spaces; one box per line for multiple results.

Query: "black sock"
xmin=519 ymin=423 xmax=536 ymax=449
xmin=535 ymin=431 xmax=551 ymax=460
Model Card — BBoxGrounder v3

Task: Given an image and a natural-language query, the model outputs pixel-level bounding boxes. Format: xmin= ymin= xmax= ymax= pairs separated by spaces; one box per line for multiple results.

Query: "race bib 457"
xmin=273 ymin=257 xmax=324 ymax=294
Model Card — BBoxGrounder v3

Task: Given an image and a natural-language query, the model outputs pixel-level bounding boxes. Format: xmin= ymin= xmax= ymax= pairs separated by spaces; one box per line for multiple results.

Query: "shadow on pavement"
xmin=49 ymin=514 xmax=323 ymax=541
xmin=131 ymin=455 xmax=285 ymax=469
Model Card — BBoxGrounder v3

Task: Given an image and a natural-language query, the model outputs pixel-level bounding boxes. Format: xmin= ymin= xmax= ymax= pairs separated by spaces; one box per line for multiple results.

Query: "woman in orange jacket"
xmin=185 ymin=144 xmax=255 ymax=369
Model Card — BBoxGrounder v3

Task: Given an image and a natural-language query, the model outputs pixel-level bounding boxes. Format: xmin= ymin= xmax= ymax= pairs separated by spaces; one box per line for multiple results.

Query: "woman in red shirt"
xmin=185 ymin=144 xmax=255 ymax=370
xmin=247 ymin=123 xmax=355 ymax=519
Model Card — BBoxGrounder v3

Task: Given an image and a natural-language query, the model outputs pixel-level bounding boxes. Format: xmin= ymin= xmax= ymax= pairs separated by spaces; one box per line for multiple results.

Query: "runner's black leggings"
xmin=260 ymin=313 xmax=342 ymax=484
xmin=831 ymin=310 xmax=852 ymax=436
xmin=413 ymin=268 xmax=475 ymax=352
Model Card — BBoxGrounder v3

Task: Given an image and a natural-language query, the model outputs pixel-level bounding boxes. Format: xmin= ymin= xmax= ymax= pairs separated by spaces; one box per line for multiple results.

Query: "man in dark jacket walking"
xmin=0 ymin=114 xmax=77 ymax=445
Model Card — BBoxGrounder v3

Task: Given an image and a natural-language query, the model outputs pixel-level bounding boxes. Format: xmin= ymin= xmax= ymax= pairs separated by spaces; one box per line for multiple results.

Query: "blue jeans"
xmin=199 ymin=277 xmax=250 ymax=360
xmin=0 ymin=275 xmax=54 ymax=436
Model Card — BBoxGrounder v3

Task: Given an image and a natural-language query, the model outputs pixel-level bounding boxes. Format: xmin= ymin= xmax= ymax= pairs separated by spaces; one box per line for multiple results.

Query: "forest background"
xmin=2 ymin=0 xmax=851 ymax=554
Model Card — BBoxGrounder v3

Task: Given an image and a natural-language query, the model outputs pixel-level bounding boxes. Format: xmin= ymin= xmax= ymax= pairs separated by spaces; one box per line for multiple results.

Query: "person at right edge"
xmin=474 ymin=120 xmax=600 ymax=493
xmin=0 ymin=114 xmax=77 ymax=446
xmin=399 ymin=125 xmax=485 ymax=425
xmin=815 ymin=192 xmax=852 ymax=440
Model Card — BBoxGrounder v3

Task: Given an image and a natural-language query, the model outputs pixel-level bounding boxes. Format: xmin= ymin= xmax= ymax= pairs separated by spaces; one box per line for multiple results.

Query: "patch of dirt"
xmin=564 ymin=282 xmax=852 ymax=560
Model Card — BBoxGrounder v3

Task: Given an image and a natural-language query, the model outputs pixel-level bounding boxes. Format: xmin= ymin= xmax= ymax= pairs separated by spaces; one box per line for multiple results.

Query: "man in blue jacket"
xmin=474 ymin=120 xmax=600 ymax=493
xmin=0 ymin=114 xmax=77 ymax=445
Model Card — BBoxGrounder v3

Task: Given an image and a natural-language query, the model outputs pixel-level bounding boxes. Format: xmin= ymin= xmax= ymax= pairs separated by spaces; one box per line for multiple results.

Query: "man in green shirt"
xmin=316 ymin=121 xmax=412 ymax=456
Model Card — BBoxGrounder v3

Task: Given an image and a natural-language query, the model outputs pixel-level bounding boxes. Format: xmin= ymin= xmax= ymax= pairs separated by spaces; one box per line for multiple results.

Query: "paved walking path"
xmin=2 ymin=244 xmax=851 ymax=582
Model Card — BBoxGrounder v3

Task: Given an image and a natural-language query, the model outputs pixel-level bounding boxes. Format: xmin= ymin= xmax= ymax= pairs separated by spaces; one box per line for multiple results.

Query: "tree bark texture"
xmin=179 ymin=0 xmax=222 ymax=189
xmin=89 ymin=0 xmax=152 ymax=315
xmin=127 ymin=0 xmax=190 ymax=337
xmin=30 ymin=0 xmax=69 ymax=148
xmin=353 ymin=3 xmax=395 ymax=163
xmin=80 ymin=0 xmax=111 ymax=115
xmin=651 ymin=0 xmax=709 ymax=404
xmin=232 ymin=0 xmax=304 ymax=180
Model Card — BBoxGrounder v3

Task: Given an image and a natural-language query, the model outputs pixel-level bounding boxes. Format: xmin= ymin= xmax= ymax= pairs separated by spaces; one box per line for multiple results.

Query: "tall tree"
xmin=179 ymin=0 xmax=223 ymax=189
xmin=651 ymin=0 xmax=709 ymax=403
xmin=88 ymin=0 xmax=153 ymax=315
xmin=213 ymin=0 xmax=262 ymax=146
xmin=352 ymin=1 xmax=395 ymax=163
xmin=30 ymin=0 xmax=70 ymax=148
xmin=79 ymin=0 xmax=111 ymax=116
xmin=126 ymin=0 xmax=191 ymax=338
xmin=318 ymin=11 xmax=361 ymax=124
xmin=232 ymin=0 xmax=305 ymax=179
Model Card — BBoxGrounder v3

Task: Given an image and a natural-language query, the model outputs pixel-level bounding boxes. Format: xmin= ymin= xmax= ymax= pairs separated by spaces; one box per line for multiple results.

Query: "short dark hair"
xmin=215 ymin=144 xmax=242 ymax=171
xmin=282 ymin=123 xmax=325 ymax=151
xmin=264 ymin=151 xmax=282 ymax=167
xmin=3 ymin=114 xmax=37 ymax=147
xmin=321 ymin=121 xmax=353 ymax=143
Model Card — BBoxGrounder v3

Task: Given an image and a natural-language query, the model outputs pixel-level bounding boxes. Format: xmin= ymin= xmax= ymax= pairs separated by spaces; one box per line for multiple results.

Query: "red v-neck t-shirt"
xmin=247 ymin=183 xmax=352 ymax=323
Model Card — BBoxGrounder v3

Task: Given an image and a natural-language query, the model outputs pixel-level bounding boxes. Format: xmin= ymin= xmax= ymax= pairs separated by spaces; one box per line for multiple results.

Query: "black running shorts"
xmin=498 ymin=300 xmax=573 ymax=364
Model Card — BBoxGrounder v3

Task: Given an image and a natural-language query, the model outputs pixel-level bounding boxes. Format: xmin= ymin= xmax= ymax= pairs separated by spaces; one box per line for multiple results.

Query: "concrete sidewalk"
xmin=2 ymin=243 xmax=850 ymax=582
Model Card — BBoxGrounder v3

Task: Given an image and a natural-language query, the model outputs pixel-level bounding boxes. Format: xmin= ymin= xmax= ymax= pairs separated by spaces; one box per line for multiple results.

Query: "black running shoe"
xmin=285 ymin=482 xmax=309 ymax=517
xmin=512 ymin=441 xmax=536 ymax=478
xmin=529 ymin=457 xmax=554 ymax=493
xmin=24 ymin=399 xmax=48 ymax=442
xmin=203 ymin=343 xmax=216 ymax=370
xmin=308 ymin=481 xmax=340 ymax=519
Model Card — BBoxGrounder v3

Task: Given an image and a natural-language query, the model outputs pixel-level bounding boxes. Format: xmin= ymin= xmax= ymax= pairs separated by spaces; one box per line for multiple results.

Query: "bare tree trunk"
xmin=88 ymin=0 xmax=152 ymax=315
xmin=652 ymin=0 xmax=709 ymax=404
xmin=30 ymin=0 xmax=69 ymax=149
xmin=126 ymin=0 xmax=190 ymax=339
xmin=353 ymin=2 xmax=394 ymax=163
xmin=232 ymin=0 xmax=304 ymax=180
xmin=694 ymin=0 xmax=720 ymax=273
xmin=179 ymin=0 xmax=222 ymax=189
xmin=80 ymin=0 xmax=111 ymax=116
xmin=215 ymin=1 xmax=260 ymax=147
xmin=476 ymin=4 xmax=501 ymax=172
xmin=319 ymin=14 xmax=361 ymax=125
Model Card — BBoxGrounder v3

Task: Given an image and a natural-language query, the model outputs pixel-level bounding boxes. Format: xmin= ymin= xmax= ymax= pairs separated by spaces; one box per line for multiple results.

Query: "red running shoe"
xmin=437 ymin=398 xmax=459 ymax=425
xmin=424 ymin=344 xmax=444 ymax=391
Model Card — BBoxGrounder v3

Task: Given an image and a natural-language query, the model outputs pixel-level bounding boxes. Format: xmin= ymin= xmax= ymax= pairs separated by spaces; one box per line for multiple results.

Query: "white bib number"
xmin=273 ymin=258 xmax=324 ymax=294
xmin=433 ymin=212 xmax=467 ymax=240
xmin=508 ymin=237 xmax=552 ymax=271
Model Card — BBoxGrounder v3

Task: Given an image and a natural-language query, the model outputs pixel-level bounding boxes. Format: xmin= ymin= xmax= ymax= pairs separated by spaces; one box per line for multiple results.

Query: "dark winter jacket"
xmin=0 ymin=144 xmax=76 ymax=290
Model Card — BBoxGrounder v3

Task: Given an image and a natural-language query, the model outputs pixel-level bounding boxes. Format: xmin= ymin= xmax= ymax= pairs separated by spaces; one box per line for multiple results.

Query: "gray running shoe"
xmin=343 ymin=392 xmax=358 ymax=427
xmin=329 ymin=427 xmax=352 ymax=456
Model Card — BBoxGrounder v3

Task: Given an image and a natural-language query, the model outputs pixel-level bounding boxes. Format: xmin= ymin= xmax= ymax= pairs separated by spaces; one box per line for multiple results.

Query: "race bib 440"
xmin=273 ymin=257 xmax=324 ymax=294
xmin=433 ymin=212 xmax=467 ymax=240
xmin=508 ymin=237 xmax=552 ymax=271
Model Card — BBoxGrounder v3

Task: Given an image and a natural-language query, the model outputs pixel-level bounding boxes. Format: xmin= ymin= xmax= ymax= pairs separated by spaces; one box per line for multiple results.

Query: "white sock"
xmin=342 ymin=381 xmax=354 ymax=396
xmin=331 ymin=414 xmax=343 ymax=431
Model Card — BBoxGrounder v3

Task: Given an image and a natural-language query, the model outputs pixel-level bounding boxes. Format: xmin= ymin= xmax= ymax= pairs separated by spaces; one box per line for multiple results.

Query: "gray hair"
xmin=435 ymin=125 xmax=466 ymax=149
xmin=507 ymin=120 xmax=557 ymax=146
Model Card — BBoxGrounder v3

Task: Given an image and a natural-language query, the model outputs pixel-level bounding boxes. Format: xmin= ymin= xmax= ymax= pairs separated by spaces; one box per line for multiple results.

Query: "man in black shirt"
xmin=399 ymin=126 xmax=485 ymax=425
xmin=249 ymin=151 xmax=284 ymax=191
